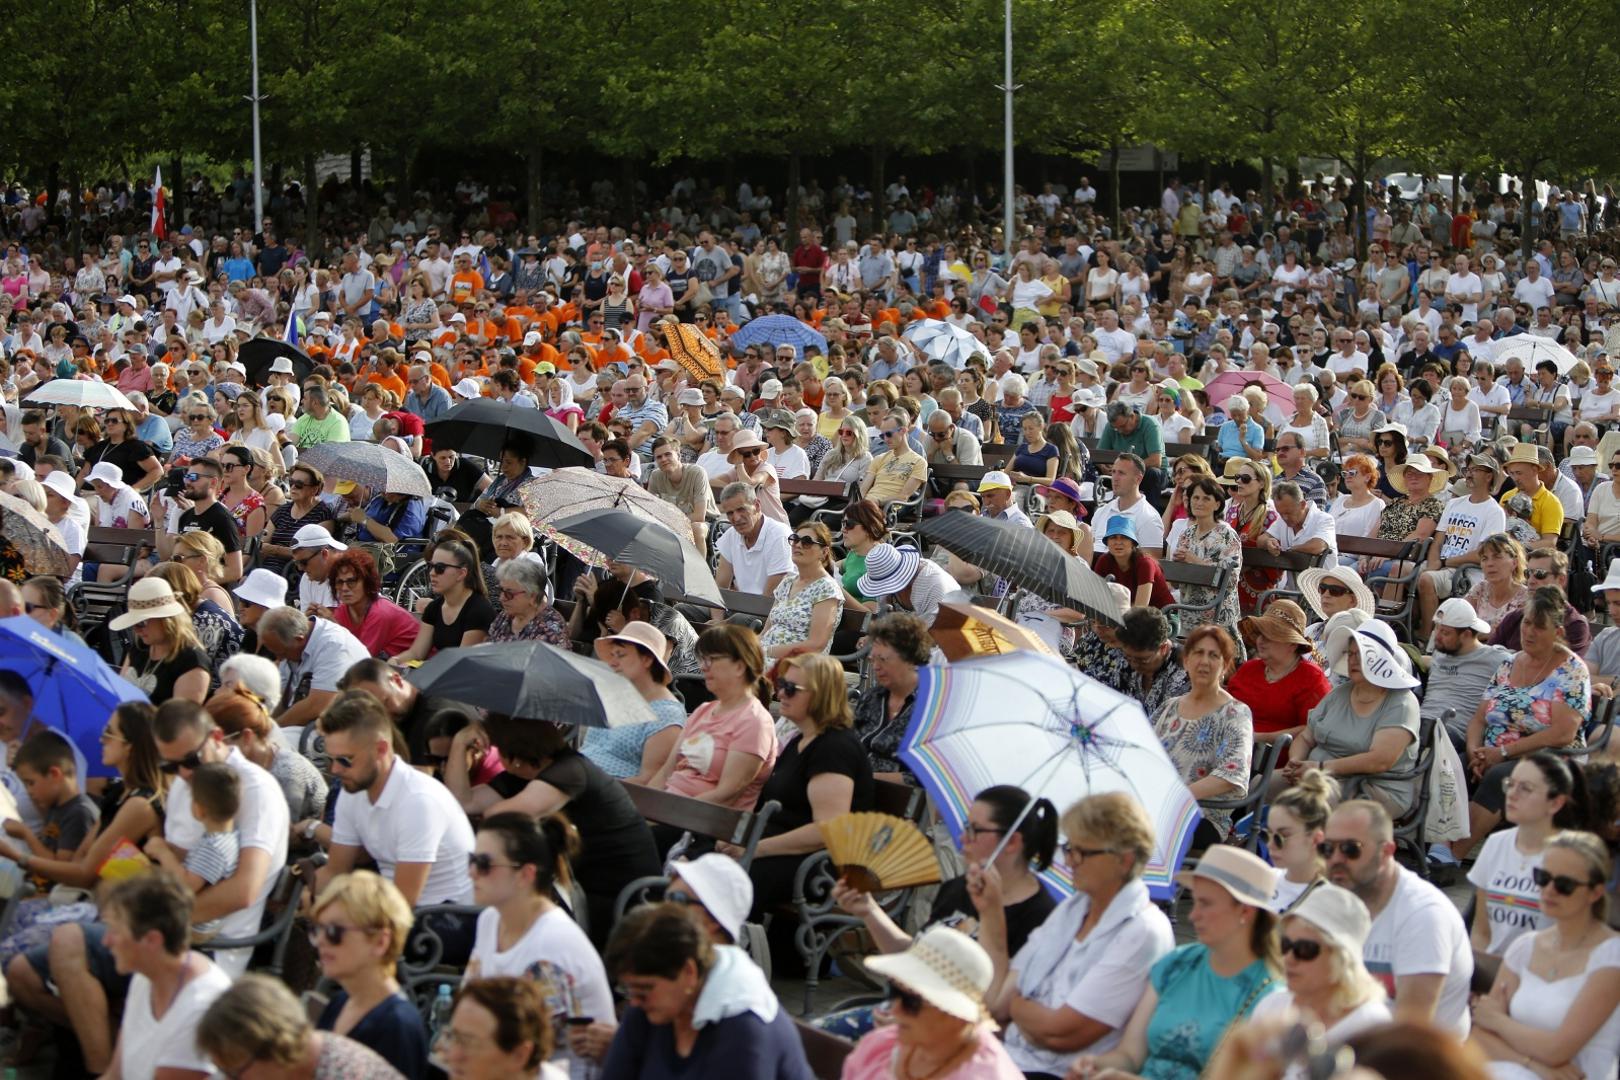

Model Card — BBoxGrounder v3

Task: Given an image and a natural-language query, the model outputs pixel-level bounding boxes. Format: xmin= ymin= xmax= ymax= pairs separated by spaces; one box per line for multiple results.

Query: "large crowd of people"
xmin=0 ymin=167 xmax=1619 ymax=1079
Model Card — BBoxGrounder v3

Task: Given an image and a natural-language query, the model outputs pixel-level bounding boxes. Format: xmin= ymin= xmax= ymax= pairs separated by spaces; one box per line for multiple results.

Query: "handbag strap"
xmin=1198 ymin=967 xmax=1278 ymax=1079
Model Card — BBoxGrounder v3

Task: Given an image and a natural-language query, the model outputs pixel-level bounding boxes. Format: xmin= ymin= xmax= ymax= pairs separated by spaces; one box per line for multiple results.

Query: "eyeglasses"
xmin=887 ymin=985 xmax=925 ymax=1015
xmin=1258 ymin=826 xmax=1295 ymax=848
xmin=773 ymin=679 xmax=803 ymax=699
xmin=1316 ymin=839 xmax=1365 ymax=860
xmin=333 ymin=577 xmax=362 ymax=589
xmin=789 ymin=535 xmax=826 ymax=548
xmin=1532 ymin=866 xmax=1601 ymax=896
xmin=1278 ymin=936 xmax=1324 ymax=962
xmin=1060 ymin=842 xmax=1113 ymax=861
xmin=961 ymin=823 xmax=1007 ymax=841
xmin=499 ymin=587 xmax=527 ymax=600
xmin=429 ymin=561 xmax=464 ymax=575
xmin=467 ymin=852 xmax=521 ymax=876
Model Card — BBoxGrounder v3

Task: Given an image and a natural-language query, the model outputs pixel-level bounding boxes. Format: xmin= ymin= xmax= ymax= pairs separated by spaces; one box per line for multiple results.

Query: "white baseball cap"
xmin=523 ymin=331 xmax=543 ymax=347
xmin=412 ymin=350 xmax=434 ymax=365
xmin=758 ymin=378 xmax=783 ymax=399
xmin=291 ymin=524 xmax=346 ymax=552
xmin=677 ymin=388 xmax=704 ymax=406
xmin=116 ymin=294 xmax=139 ymax=308
xmin=669 ymin=854 xmax=753 ymax=943
xmin=449 ymin=313 xmax=467 ymax=324
xmin=1434 ymin=597 xmax=1491 ymax=635
xmin=232 ymin=568 xmax=289 ymax=610
xmin=227 ymin=360 xmax=247 ymax=377
xmin=87 ymin=461 xmax=127 ymax=489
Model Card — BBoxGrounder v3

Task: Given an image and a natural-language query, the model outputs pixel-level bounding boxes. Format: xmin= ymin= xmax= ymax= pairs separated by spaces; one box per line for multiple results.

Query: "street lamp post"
xmin=247 ymin=0 xmax=264 ymax=235
xmin=1000 ymin=0 xmax=1019 ymax=253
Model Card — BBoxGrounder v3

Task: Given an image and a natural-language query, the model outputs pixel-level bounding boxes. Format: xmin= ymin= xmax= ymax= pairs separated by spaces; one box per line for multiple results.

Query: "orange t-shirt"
xmin=433 ymin=328 xmax=460 ymax=349
xmin=361 ymin=371 xmax=408 ymax=401
xmin=429 ymin=362 xmax=452 ymax=389
xmin=449 ymin=271 xmax=485 ymax=305
xmin=463 ymin=318 xmax=501 ymax=344
xmin=519 ymin=343 xmax=561 ymax=380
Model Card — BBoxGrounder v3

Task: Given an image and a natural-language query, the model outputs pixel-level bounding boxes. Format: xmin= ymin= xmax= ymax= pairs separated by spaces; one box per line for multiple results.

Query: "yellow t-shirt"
xmin=1501 ymin=485 xmax=1564 ymax=539
xmin=865 ymin=447 xmax=927 ymax=504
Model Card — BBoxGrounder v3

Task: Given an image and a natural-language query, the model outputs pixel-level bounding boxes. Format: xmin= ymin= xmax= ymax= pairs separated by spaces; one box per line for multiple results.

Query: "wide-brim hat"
xmin=864 ymin=925 xmax=994 ymax=1023
xmin=1593 ymin=560 xmax=1620 ymax=594
xmin=1174 ymin=845 xmax=1279 ymax=908
xmin=1297 ymin=566 xmax=1375 ymax=621
xmin=1037 ymin=476 xmax=1085 ymax=510
xmin=1239 ymin=598 xmax=1312 ymax=648
xmin=1467 ymin=453 xmax=1503 ymax=484
xmin=1037 ymin=510 xmax=1084 ymax=547
xmin=108 ymin=577 xmax=188 ymax=631
xmin=1422 ymin=444 xmax=1458 ymax=479
xmin=593 ymin=620 xmax=672 ymax=683
xmin=87 ymin=461 xmax=128 ymax=490
xmin=38 ymin=470 xmax=85 ymax=510
xmin=1217 ymin=457 xmax=1261 ymax=486
xmin=726 ymin=428 xmax=768 ymax=462
xmin=858 ymin=543 xmax=921 ymax=598
xmin=1333 ymin=620 xmax=1420 ymax=689
xmin=1390 ymin=455 xmax=1448 ymax=498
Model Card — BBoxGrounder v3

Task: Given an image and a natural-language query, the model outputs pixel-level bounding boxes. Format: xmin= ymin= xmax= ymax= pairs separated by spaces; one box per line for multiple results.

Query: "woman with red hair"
xmin=328 ymin=548 xmax=421 ymax=658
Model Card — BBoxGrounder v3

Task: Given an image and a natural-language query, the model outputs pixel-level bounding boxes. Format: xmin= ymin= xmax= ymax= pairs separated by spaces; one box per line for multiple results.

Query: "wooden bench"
xmin=86 ymin=526 xmax=158 ymax=548
xmin=1337 ymin=535 xmax=1430 ymax=639
xmin=1161 ymin=560 xmax=1229 ymax=636
xmin=1242 ymin=547 xmax=1324 ymax=614
xmin=928 ymin=462 xmax=988 ymax=494
xmin=779 ymin=477 xmax=851 ymax=500
xmin=620 ymin=783 xmax=779 ymax=868
xmin=980 ymin=445 xmax=1014 ymax=468
xmin=797 ymin=1019 xmax=856 ymax=1079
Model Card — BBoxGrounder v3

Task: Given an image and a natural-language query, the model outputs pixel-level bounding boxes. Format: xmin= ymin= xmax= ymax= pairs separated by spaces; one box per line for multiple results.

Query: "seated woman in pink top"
xmin=325 ymin=549 xmax=422 ymax=659
xmin=649 ymin=624 xmax=777 ymax=815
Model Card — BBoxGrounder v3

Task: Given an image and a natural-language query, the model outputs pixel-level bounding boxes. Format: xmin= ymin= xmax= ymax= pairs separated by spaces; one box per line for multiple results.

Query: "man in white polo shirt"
xmin=257 ymin=606 xmax=370 ymax=736
xmin=714 ymin=480 xmax=792 ymax=596
xmin=290 ymin=522 xmax=344 ymax=614
xmin=317 ymin=690 xmax=477 ymax=961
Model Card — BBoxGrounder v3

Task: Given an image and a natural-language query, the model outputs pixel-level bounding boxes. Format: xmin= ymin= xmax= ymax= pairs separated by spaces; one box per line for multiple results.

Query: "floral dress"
xmin=760 ymin=573 xmax=842 ymax=653
xmin=170 ymin=429 xmax=225 ymax=461
xmin=1225 ymin=501 xmax=1280 ymax=613
xmin=487 ymin=606 xmax=570 ymax=646
xmin=1151 ymin=696 xmax=1254 ymax=839
xmin=1465 ymin=582 xmax=1528 ymax=628
xmin=799 ymin=435 xmax=832 ymax=476
xmin=402 ymin=297 xmax=437 ymax=343
xmin=1480 ymin=651 xmax=1590 ymax=753
xmin=1070 ymin=626 xmax=1132 ymax=694
xmin=996 ymin=401 xmax=1036 ymax=444
xmin=1168 ymin=520 xmax=1243 ymax=637
xmin=1376 ymin=495 xmax=1444 ymax=541
xmin=224 ymin=488 xmax=266 ymax=540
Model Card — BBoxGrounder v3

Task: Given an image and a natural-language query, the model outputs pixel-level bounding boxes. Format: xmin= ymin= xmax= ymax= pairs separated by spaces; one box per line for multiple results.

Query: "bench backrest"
xmin=780 ymin=477 xmax=850 ymax=499
xmin=1160 ymin=560 xmax=1222 ymax=589
xmin=621 ymin=782 xmax=755 ymax=846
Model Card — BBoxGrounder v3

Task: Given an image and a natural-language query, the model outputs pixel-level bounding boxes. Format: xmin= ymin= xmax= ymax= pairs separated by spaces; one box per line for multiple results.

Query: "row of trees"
xmin=2 ymin=0 xmax=1617 ymax=247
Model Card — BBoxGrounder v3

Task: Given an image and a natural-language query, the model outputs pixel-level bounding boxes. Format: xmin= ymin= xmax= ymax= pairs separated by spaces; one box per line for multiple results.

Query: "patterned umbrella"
xmin=1203 ymin=370 xmax=1294 ymax=415
xmin=300 ymin=442 xmax=432 ymax=498
xmin=0 ymin=491 xmax=75 ymax=577
xmin=22 ymin=378 xmax=136 ymax=412
xmin=520 ymin=467 xmax=694 ymax=562
xmin=902 ymin=319 xmax=990 ymax=370
xmin=918 ymin=511 xmax=1124 ymax=627
xmin=930 ymin=601 xmax=1060 ymax=663
xmin=659 ymin=320 xmax=724 ymax=381
xmin=730 ymin=314 xmax=828 ymax=361
xmin=904 ymin=652 xmax=1201 ymax=900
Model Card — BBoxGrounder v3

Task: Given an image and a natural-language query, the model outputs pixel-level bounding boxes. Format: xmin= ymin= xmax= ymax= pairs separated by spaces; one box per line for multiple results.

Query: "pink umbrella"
xmin=1203 ymin=369 xmax=1295 ymax=415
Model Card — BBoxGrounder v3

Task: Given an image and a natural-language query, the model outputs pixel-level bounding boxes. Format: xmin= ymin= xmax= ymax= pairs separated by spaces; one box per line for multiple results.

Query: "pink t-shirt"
xmin=333 ymin=596 xmax=422 ymax=659
xmin=665 ymin=697 xmax=777 ymax=810
xmin=840 ymin=1023 xmax=1023 ymax=1080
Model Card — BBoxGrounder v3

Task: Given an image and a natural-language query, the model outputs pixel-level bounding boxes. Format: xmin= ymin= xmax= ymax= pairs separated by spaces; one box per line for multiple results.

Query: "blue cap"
xmin=1101 ymin=513 xmax=1138 ymax=544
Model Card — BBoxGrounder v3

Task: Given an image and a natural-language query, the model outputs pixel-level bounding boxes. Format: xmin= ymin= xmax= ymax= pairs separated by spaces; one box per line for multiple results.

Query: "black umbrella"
xmin=423 ymin=399 xmax=595 ymax=469
xmin=406 ymin=642 xmax=655 ymax=729
xmin=239 ymin=338 xmax=315 ymax=387
xmin=553 ymin=508 xmax=723 ymax=606
xmin=918 ymin=511 xmax=1124 ymax=627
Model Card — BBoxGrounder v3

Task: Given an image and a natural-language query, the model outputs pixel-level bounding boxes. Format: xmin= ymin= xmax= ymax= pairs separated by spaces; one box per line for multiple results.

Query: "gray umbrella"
xmin=918 ymin=511 xmax=1124 ymax=627
xmin=406 ymin=642 xmax=655 ymax=729
xmin=300 ymin=442 xmax=432 ymax=498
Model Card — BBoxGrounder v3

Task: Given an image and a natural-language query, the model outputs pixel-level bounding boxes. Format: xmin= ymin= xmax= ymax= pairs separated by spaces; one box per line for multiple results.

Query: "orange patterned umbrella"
xmin=660 ymin=319 xmax=724 ymax=381
xmin=929 ymin=601 xmax=1060 ymax=663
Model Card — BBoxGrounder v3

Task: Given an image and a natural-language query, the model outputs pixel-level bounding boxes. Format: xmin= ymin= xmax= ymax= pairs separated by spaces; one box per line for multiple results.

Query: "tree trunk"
xmin=1521 ymin=162 xmax=1535 ymax=260
xmin=171 ymin=154 xmax=184 ymax=231
xmin=1110 ymin=139 xmax=1123 ymax=238
xmin=1352 ymin=147 xmax=1368 ymax=261
xmin=1262 ymin=157 xmax=1276 ymax=222
xmin=871 ymin=144 xmax=887 ymax=216
xmin=304 ymin=153 xmax=320 ymax=259
xmin=787 ymin=150 xmax=802 ymax=237
xmin=45 ymin=162 xmax=59 ymax=215
xmin=69 ymin=170 xmax=83 ymax=254
xmin=526 ymin=146 xmax=544 ymax=237
xmin=351 ymin=141 xmax=364 ymax=191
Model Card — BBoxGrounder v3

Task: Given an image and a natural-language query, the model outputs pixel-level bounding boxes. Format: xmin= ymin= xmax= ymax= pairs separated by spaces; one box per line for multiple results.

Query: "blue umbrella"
xmin=729 ymin=314 xmax=828 ymax=361
xmin=0 ymin=616 xmax=147 ymax=778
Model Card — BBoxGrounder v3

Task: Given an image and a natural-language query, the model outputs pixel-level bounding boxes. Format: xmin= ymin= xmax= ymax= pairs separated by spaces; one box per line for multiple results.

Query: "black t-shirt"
xmin=85 ymin=438 xmax=157 ymax=487
xmin=178 ymin=500 xmax=242 ymax=553
xmin=399 ymin=692 xmax=474 ymax=766
xmin=757 ymin=727 xmax=875 ymax=836
xmin=423 ymin=457 xmax=485 ymax=503
xmin=124 ymin=643 xmax=210 ymax=701
xmin=536 ymin=751 xmax=661 ymax=900
xmin=17 ymin=435 xmax=71 ymax=468
xmin=423 ymin=592 xmax=496 ymax=654
xmin=929 ymin=874 xmax=1057 ymax=960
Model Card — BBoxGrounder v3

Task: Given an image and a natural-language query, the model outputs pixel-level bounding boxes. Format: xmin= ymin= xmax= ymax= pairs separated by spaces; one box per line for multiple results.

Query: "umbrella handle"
xmin=984 ymin=795 xmax=1041 ymax=868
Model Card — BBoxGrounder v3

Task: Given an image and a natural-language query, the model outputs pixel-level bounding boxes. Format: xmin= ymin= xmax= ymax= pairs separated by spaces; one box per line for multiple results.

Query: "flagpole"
xmin=248 ymin=0 xmax=264 ymax=236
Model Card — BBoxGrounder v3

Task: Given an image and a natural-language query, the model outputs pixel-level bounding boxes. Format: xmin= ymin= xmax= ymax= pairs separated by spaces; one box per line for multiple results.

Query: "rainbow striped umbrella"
xmin=902 ymin=652 xmax=1200 ymax=900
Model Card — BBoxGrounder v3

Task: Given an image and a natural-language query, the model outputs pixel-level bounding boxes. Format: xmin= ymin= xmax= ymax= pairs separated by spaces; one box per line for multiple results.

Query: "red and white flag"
xmin=150 ymin=166 xmax=167 ymax=240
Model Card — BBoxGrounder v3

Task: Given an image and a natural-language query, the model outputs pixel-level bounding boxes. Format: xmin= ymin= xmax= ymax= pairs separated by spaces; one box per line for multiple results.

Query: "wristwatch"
xmin=302 ymin=820 xmax=320 ymax=841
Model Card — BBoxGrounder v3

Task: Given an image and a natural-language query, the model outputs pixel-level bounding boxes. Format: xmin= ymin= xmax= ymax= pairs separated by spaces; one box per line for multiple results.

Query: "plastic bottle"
xmin=427 ymin=983 xmax=455 ymax=1067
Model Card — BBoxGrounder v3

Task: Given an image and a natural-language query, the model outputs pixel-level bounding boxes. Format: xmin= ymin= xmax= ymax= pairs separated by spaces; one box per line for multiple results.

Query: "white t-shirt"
xmin=1433 ymin=495 xmax=1506 ymax=561
xmin=767 ymin=444 xmax=809 ymax=480
xmin=1362 ymin=865 xmax=1473 ymax=1036
xmin=331 ymin=760 xmax=476 ymax=905
xmin=298 ymin=574 xmax=337 ymax=612
xmin=1581 ymin=388 xmax=1620 ymax=423
xmin=280 ymin=617 xmax=369 ymax=708
xmin=1467 ymin=828 xmax=1548 ymax=956
xmin=1513 ymin=275 xmax=1556 ymax=311
xmin=1159 ymin=412 xmax=1195 ymax=443
xmin=715 ymin=515 xmax=793 ymax=594
xmin=695 ymin=450 xmax=733 ymax=480
xmin=1093 ymin=327 xmax=1136 ymax=364
xmin=1272 ymin=263 xmax=1309 ymax=299
xmin=1094 ymin=494 xmax=1165 ymax=551
xmin=118 ymin=957 xmax=233 ymax=1080
xmin=1588 ymin=481 xmax=1620 ymax=538
xmin=472 ymin=906 xmax=614 ymax=1022
xmin=166 ymin=748 xmax=289 ymax=978
xmin=1446 ymin=272 xmax=1484 ymax=322
xmin=1470 ymin=381 xmax=1511 ymax=416
xmin=1266 ymin=505 xmax=1337 ymax=558
xmin=1327 ymin=350 xmax=1370 ymax=378
xmin=1329 ymin=494 xmax=1385 ymax=542
xmin=1552 ymin=470 xmax=1585 ymax=522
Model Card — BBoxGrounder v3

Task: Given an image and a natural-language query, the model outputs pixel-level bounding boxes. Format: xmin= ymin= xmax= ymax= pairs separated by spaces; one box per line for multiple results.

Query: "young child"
xmin=144 ymin=762 xmax=239 ymax=935
xmin=1 ymin=732 xmax=100 ymax=889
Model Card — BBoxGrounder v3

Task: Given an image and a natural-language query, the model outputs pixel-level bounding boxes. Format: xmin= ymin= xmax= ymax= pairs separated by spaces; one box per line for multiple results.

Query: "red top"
xmin=1227 ymin=658 xmax=1332 ymax=742
xmin=1091 ymin=551 xmax=1176 ymax=609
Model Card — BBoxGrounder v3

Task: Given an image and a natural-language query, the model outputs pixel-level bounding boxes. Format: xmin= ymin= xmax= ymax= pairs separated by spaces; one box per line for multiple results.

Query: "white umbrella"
xmin=1492 ymin=335 xmax=1581 ymax=376
xmin=903 ymin=319 xmax=990 ymax=370
xmin=23 ymin=378 xmax=136 ymax=412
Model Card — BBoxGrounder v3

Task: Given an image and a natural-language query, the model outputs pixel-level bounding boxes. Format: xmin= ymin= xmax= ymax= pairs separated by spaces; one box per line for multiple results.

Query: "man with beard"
xmin=313 ymin=690 xmax=477 ymax=961
xmin=1419 ymin=598 xmax=1511 ymax=755
xmin=161 ymin=457 xmax=244 ymax=583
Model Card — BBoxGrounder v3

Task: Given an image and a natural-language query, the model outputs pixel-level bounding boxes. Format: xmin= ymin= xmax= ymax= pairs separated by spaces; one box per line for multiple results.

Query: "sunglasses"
xmin=1316 ymin=839 xmax=1365 ymax=860
xmin=1350 ymin=393 xmax=1370 ymax=401
xmin=788 ymin=535 xmax=825 ymax=548
xmin=774 ymin=679 xmax=804 ymax=699
xmin=1318 ymin=583 xmax=1351 ymax=598
xmin=1234 ymin=474 xmax=1258 ymax=484
xmin=467 ymin=852 xmax=520 ymax=876
xmin=333 ymin=577 xmax=362 ymax=589
xmin=328 ymin=752 xmax=358 ymax=770
xmin=1278 ymin=936 xmax=1324 ymax=962
xmin=429 ymin=561 xmax=464 ymax=575
xmin=1531 ymin=866 xmax=1600 ymax=896
xmin=1258 ymin=826 xmax=1295 ymax=848
xmin=1529 ymin=568 xmax=1555 ymax=581
xmin=159 ymin=747 xmax=207 ymax=774
xmin=887 ymin=985 xmax=924 ymax=1015
xmin=308 ymin=923 xmax=369 ymax=947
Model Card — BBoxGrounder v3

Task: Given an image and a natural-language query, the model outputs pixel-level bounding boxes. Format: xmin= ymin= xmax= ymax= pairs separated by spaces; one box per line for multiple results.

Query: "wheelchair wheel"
xmin=394 ymin=557 xmax=433 ymax=612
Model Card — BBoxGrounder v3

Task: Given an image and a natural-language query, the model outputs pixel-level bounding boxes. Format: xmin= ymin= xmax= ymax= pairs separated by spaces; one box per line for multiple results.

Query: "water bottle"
xmin=427 ymin=983 xmax=455 ymax=1067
